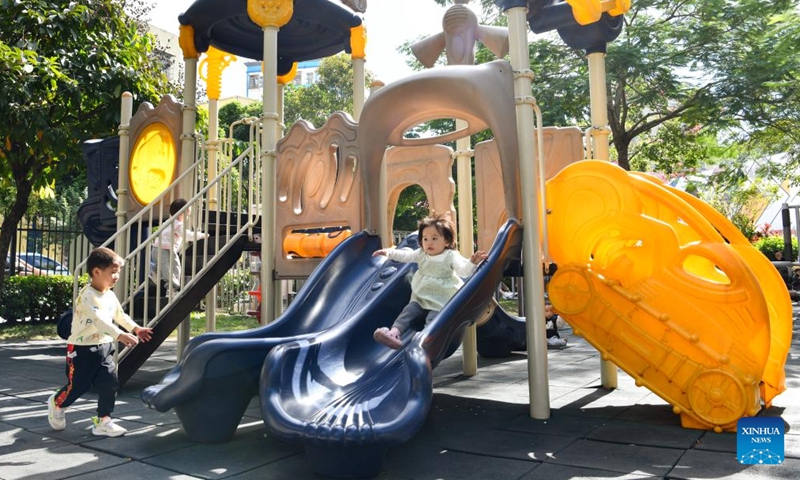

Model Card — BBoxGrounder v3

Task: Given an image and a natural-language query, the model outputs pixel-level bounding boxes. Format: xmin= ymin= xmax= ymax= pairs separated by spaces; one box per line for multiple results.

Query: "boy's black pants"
xmin=54 ymin=342 xmax=119 ymax=418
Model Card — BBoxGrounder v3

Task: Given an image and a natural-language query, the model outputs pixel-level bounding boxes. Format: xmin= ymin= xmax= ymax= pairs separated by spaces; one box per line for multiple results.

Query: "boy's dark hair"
xmin=418 ymin=212 xmax=457 ymax=250
xmin=87 ymin=247 xmax=123 ymax=276
xmin=170 ymin=198 xmax=188 ymax=216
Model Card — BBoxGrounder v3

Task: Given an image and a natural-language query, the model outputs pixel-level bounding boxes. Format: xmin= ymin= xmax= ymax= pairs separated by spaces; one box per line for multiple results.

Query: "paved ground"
xmin=1 ymin=317 xmax=798 ymax=480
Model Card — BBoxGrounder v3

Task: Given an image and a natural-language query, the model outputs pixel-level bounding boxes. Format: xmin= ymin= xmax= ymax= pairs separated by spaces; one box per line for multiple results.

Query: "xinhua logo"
xmin=737 ymin=417 xmax=784 ymax=465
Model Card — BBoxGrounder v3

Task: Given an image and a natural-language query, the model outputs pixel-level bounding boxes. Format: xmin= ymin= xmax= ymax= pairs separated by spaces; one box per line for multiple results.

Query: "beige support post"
xmin=177 ymin=25 xmax=200 ymax=357
xmin=277 ymin=62 xmax=297 ymax=139
xmin=249 ymin=0 xmax=293 ymax=325
xmin=208 ymin=101 xmax=219 ymax=208
xmin=379 ymin=151 xmax=389 ymax=247
xmin=587 ymin=51 xmax=617 ymax=389
xmin=369 ymin=80 xmax=390 ymax=247
xmin=200 ymin=46 xmax=236 ymax=212
xmin=275 ymin=79 xmax=286 ymax=315
xmin=351 ymin=24 xmax=367 ymax=121
xmin=587 ymin=52 xmax=611 ymax=161
xmin=199 ymin=46 xmax=235 ymax=332
xmin=114 ymin=92 xmax=133 ymax=300
xmin=205 ymin=97 xmax=219 ymax=332
xmin=274 ymin=64 xmax=295 ymax=314
xmin=508 ymin=6 xmax=550 ymax=419
xmin=455 ymin=123 xmax=478 ymax=377
xmin=277 ymin=83 xmax=285 ymax=139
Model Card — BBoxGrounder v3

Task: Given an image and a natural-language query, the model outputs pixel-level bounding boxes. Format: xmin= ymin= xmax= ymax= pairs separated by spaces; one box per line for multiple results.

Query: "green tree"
xmin=0 ymin=0 xmax=174 ymax=288
xmin=700 ymin=153 xmax=778 ymax=241
xmin=630 ymin=121 xmax=727 ymax=175
xmin=438 ymin=0 xmax=800 ymax=175
xmin=607 ymin=0 xmax=800 ymax=171
xmin=283 ymin=53 xmax=373 ymax=128
xmin=218 ymin=101 xmax=263 ymax=143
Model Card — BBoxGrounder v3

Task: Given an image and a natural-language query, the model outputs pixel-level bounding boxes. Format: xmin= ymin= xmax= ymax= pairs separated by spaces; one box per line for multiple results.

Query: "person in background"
xmin=48 ymin=247 xmax=153 ymax=437
xmin=150 ymin=198 xmax=208 ymax=294
xmin=544 ymin=266 xmax=569 ymax=347
xmin=373 ymin=212 xmax=487 ymax=349
xmin=772 ymin=250 xmax=795 ymax=290
xmin=545 ymin=298 xmax=567 ymax=348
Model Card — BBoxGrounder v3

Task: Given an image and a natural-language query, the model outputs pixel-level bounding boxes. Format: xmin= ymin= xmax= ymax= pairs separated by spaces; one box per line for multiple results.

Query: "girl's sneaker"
xmin=547 ymin=336 xmax=567 ymax=349
xmin=91 ymin=416 xmax=127 ymax=437
xmin=47 ymin=393 xmax=66 ymax=430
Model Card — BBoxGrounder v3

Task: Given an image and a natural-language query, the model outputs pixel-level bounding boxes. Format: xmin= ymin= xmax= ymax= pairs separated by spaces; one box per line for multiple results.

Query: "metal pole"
xmin=277 ymin=82 xmax=285 ymax=138
xmin=264 ymin=38 xmax=279 ymax=323
xmin=249 ymin=0 xmax=293 ymax=325
xmin=793 ymin=208 xmax=800 ymax=263
xmin=351 ymin=24 xmax=367 ymax=122
xmin=587 ymin=51 xmax=618 ymax=389
xmin=782 ymin=203 xmax=793 ymax=262
xmin=205 ymin=97 xmax=219 ymax=333
xmin=114 ymin=93 xmax=133 ymax=300
xmin=455 ymin=120 xmax=477 ymax=377
xmin=177 ymin=25 xmax=199 ymax=358
xmin=352 ymin=58 xmax=366 ymax=122
xmin=507 ymin=5 xmax=550 ymax=419
xmin=587 ymin=52 xmax=611 ymax=161
xmin=199 ymin=47 xmax=235 ymax=330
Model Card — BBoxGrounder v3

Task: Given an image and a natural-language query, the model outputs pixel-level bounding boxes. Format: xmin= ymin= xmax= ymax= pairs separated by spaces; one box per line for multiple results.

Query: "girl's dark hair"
xmin=417 ymin=212 xmax=457 ymax=250
xmin=170 ymin=198 xmax=188 ymax=216
xmin=87 ymin=247 xmax=123 ymax=276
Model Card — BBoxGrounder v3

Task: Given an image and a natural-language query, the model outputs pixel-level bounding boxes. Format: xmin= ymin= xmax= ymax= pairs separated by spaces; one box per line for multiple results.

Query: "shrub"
xmin=752 ymin=235 xmax=798 ymax=261
xmin=0 ymin=275 xmax=87 ymax=326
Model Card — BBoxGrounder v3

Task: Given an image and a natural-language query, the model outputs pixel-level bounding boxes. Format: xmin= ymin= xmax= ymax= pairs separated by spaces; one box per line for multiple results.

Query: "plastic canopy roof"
xmin=179 ymin=0 xmax=362 ymax=75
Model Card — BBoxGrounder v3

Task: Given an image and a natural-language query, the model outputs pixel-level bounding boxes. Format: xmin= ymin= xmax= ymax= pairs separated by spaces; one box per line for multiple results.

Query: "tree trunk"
xmin=0 ymin=180 xmax=33 ymax=291
xmin=614 ymin=135 xmax=631 ymax=171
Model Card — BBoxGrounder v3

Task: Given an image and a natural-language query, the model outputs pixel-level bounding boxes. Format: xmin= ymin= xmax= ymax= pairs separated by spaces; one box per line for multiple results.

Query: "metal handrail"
xmin=70 ymin=121 xmax=263 ymax=364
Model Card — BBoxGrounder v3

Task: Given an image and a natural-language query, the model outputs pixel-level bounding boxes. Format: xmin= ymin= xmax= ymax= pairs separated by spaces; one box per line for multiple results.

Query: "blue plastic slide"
xmin=260 ymin=220 xmax=523 ymax=478
xmin=141 ymin=231 xmax=415 ymax=443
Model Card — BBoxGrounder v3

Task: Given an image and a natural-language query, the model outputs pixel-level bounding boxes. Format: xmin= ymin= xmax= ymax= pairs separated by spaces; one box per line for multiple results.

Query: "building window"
xmin=248 ymin=74 xmax=263 ymax=90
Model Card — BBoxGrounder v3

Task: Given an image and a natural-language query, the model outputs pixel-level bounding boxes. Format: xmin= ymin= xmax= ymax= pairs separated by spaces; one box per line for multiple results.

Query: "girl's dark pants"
xmin=392 ymin=301 xmax=439 ymax=333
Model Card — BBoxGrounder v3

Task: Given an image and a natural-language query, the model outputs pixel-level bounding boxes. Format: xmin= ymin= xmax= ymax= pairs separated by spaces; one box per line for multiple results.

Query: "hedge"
xmin=0 ymin=275 xmax=87 ymax=326
xmin=753 ymin=235 xmax=798 ymax=262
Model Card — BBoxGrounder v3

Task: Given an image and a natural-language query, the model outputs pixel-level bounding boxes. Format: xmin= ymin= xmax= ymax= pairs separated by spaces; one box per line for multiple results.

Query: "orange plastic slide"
xmin=545 ymin=160 xmax=791 ymax=432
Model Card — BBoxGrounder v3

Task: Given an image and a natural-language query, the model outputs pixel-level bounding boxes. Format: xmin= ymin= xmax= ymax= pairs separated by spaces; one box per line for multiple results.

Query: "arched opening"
xmin=389 ymin=184 xmax=430 ymax=246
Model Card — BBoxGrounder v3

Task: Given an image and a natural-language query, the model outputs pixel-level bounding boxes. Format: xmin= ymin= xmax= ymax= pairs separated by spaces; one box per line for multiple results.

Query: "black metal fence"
xmin=5 ymin=212 xmax=91 ymax=277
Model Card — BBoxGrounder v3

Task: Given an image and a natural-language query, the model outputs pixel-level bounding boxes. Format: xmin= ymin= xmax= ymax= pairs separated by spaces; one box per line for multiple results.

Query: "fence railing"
xmin=5 ymin=212 xmax=91 ymax=278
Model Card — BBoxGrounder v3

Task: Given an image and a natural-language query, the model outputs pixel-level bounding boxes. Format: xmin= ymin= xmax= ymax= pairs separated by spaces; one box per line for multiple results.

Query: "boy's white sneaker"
xmin=547 ymin=336 xmax=568 ymax=349
xmin=91 ymin=416 xmax=127 ymax=437
xmin=47 ymin=393 xmax=66 ymax=431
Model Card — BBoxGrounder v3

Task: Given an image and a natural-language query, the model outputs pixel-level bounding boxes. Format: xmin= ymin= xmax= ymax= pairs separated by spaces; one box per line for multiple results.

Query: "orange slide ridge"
xmin=545 ymin=160 xmax=792 ymax=433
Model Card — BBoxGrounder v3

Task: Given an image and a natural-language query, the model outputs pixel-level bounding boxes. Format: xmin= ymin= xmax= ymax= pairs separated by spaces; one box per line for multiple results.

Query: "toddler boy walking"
xmin=48 ymin=247 xmax=152 ymax=436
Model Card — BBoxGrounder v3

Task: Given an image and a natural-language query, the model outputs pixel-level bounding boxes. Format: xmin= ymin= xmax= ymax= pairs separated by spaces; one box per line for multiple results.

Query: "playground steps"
xmin=119 ymin=235 xmax=248 ymax=386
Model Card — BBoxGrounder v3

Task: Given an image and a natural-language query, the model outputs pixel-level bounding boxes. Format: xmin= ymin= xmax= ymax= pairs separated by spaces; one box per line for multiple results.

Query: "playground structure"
xmin=71 ymin=0 xmax=792 ymax=478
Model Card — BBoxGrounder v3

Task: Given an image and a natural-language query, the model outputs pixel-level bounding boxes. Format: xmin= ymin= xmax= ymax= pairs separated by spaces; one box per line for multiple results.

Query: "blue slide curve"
xmin=141 ymin=231 xmax=416 ymax=443
xmin=260 ymin=220 xmax=523 ymax=478
xmin=477 ymin=305 xmax=527 ymax=358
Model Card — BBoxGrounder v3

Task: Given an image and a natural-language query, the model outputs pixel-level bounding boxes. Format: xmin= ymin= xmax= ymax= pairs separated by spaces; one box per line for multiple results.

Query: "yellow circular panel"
xmin=129 ymin=123 xmax=176 ymax=205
